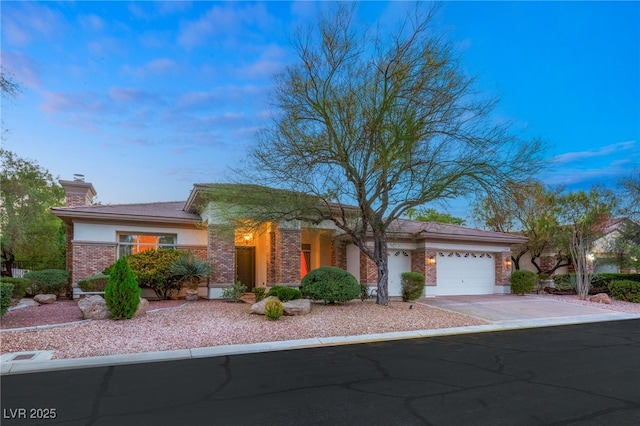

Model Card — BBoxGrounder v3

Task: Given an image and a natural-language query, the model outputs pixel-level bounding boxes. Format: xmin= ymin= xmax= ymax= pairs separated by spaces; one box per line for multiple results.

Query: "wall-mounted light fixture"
xmin=244 ymin=234 xmax=253 ymax=245
xmin=427 ymin=256 xmax=436 ymax=265
xmin=505 ymin=259 xmax=513 ymax=268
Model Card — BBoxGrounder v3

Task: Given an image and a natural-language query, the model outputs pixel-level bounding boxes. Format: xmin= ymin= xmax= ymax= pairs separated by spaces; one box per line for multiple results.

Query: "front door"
xmin=235 ymin=247 xmax=255 ymax=291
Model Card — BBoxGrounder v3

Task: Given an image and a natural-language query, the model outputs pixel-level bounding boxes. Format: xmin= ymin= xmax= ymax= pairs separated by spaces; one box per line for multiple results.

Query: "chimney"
xmin=59 ymin=175 xmax=97 ymax=207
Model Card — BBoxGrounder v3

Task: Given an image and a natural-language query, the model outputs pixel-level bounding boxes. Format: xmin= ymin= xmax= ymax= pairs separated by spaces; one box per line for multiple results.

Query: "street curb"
xmin=2 ymin=312 xmax=637 ymax=375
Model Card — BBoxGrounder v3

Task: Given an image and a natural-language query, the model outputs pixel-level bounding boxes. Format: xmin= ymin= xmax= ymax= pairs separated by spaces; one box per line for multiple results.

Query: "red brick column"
xmin=333 ymin=240 xmax=348 ymax=270
xmin=359 ymin=251 xmax=378 ymax=285
xmin=208 ymin=225 xmax=235 ymax=286
xmin=425 ymin=249 xmax=437 ymax=287
xmin=273 ymin=225 xmax=301 ymax=286
xmin=495 ymin=250 xmax=512 ymax=288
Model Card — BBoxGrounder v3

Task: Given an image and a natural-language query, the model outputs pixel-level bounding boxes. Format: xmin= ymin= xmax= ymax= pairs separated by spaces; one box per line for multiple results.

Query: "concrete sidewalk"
xmin=2 ymin=295 xmax=638 ymax=375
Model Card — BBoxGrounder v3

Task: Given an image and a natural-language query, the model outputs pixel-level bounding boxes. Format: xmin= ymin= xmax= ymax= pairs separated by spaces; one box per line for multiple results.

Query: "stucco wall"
xmin=72 ymin=222 xmax=207 ymax=246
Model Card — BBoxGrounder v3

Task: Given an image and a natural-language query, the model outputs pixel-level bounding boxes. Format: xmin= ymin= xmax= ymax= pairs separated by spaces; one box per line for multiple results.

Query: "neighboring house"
xmin=517 ymin=218 xmax=636 ymax=276
xmin=52 ymin=178 xmax=527 ymax=299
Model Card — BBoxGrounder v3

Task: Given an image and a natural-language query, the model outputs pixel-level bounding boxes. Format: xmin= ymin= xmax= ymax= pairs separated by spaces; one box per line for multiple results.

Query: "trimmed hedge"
xmin=77 ymin=274 xmax=110 ymax=292
xmin=511 ymin=270 xmax=537 ymax=295
xmin=608 ymin=280 xmax=640 ymax=303
xmin=1 ymin=283 xmax=13 ymax=318
xmin=265 ymin=286 xmax=301 ymax=302
xmin=300 ymin=266 xmax=360 ymax=304
xmin=401 ymin=272 xmax=425 ymax=301
xmin=0 ymin=277 xmax=30 ymax=300
xmin=23 ymin=269 xmax=70 ymax=296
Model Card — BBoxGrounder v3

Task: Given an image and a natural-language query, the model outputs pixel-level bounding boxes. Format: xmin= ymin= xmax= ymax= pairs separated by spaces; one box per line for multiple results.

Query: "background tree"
xmin=217 ymin=4 xmax=543 ymax=305
xmin=557 ymin=187 xmax=616 ymax=299
xmin=0 ymin=149 xmax=66 ymax=275
xmin=608 ymin=171 xmax=640 ymax=271
xmin=405 ymin=207 xmax=466 ymax=225
xmin=1 ymin=67 xmax=22 ymax=140
xmin=473 ymin=181 xmax=571 ymax=274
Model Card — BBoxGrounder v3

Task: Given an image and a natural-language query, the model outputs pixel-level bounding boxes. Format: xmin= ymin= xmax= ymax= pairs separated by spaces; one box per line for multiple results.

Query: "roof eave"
xmin=51 ymin=209 xmax=202 ymax=226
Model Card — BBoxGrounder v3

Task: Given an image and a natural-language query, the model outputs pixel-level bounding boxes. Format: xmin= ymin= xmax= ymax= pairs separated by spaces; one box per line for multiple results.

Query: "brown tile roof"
xmin=52 ymin=201 xmax=201 ymax=224
xmin=388 ymin=218 xmax=528 ymax=244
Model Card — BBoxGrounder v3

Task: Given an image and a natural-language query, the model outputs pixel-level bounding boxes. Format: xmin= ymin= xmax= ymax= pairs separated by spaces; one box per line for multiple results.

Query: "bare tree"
xmin=220 ymin=4 xmax=544 ymax=305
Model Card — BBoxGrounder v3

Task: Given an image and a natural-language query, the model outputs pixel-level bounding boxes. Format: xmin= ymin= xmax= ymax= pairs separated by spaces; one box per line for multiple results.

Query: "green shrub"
xmin=104 ymin=249 xmax=183 ymax=299
xmin=401 ymin=272 xmax=425 ymax=301
xmin=77 ymin=274 xmax=110 ymax=292
xmin=300 ymin=266 xmax=360 ymax=304
xmin=104 ymin=256 xmax=141 ymax=319
xmin=359 ymin=283 xmax=371 ymax=301
xmin=265 ymin=285 xmax=301 ymax=302
xmin=608 ymin=280 xmax=640 ymax=303
xmin=553 ymin=274 xmax=577 ymax=291
xmin=511 ymin=270 xmax=537 ymax=295
xmin=222 ymin=282 xmax=247 ymax=302
xmin=1 ymin=283 xmax=14 ymax=318
xmin=594 ymin=273 xmax=640 ymax=286
xmin=0 ymin=277 xmax=30 ymax=300
xmin=23 ymin=269 xmax=70 ymax=296
xmin=264 ymin=298 xmax=284 ymax=320
xmin=252 ymin=287 xmax=266 ymax=302
xmin=169 ymin=253 xmax=212 ymax=290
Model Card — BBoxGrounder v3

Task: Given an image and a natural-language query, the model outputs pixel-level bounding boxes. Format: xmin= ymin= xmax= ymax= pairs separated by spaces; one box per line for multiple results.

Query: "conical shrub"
xmin=105 ymin=256 xmax=141 ymax=319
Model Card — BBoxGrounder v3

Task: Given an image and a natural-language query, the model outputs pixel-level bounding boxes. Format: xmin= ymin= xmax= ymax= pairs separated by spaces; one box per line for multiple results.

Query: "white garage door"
xmin=435 ymin=251 xmax=495 ymax=295
xmin=388 ymin=250 xmax=412 ymax=297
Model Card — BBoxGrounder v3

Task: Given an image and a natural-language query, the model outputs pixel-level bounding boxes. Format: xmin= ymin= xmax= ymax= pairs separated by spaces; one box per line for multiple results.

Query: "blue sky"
xmin=2 ymin=1 xmax=638 ymax=218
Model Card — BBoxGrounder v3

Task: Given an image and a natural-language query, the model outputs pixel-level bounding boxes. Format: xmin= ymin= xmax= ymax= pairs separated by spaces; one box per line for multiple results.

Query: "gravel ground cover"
xmin=1 ymin=300 xmax=486 ymax=359
xmin=2 ymin=295 xmax=638 ymax=361
xmin=532 ymin=293 xmax=640 ymax=314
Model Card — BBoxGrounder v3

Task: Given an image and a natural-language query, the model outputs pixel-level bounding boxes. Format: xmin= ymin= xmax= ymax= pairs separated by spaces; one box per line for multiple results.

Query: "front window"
xmin=118 ymin=234 xmax=177 ymax=257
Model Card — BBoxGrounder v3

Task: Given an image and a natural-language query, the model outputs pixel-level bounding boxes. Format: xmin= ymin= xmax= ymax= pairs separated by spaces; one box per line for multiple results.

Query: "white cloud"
xmin=177 ymin=3 xmax=274 ymax=49
xmin=551 ymin=140 xmax=636 ymax=164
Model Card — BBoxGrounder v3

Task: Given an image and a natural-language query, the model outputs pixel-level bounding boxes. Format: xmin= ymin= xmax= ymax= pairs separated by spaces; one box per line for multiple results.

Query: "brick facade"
xmin=71 ymin=243 xmax=117 ymax=284
xmin=207 ymin=225 xmax=235 ymax=287
xmin=495 ymin=250 xmax=512 ymax=287
xmin=333 ymin=240 xmax=347 ymax=270
xmin=359 ymin=251 xmax=378 ymax=285
xmin=273 ymin=226 xmax=301 ymax=286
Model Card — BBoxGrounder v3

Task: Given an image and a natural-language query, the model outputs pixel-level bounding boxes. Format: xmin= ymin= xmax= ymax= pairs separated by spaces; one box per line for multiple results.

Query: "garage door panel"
xmin=436 ymin=252 xmax=495 ymax=295
xmin=388 ymin=250 xmax=412 ymax=297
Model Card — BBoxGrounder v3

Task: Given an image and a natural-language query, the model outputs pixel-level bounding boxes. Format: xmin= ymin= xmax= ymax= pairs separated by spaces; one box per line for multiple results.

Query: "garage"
xmin=435 ymin=251 xmax=495 ymax=295
xmin=388 ymin=250 xmax=412 ymax=297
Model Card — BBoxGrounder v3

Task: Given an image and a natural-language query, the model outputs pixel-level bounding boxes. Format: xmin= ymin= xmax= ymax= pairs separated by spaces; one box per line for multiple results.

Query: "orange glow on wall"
xmin=300 ymin=251 xmax=309 ymax=278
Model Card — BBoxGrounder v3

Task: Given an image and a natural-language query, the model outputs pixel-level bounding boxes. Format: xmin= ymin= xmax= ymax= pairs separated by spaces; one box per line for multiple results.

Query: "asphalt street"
xmin=2 ymin=319 xmax=639 ymax=426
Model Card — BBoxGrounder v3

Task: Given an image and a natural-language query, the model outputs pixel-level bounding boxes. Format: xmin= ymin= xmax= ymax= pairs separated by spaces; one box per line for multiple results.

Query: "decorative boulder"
xmin=283 ymin=298 xmax=311 ymax=316
xmin=588 ymin=293 xmax=611 ymax=304
xmin=34 ymin=294 xmax=57 ymax=304
xmin=134 ymin=298 xmax=149 ymax=317
xmin=78 ymin=295 xmax=111 ymax=320
xmin=251 ymin=296 xmax=311 ymax=316
xmin=251 ymin=296 xmax=279 ymax=315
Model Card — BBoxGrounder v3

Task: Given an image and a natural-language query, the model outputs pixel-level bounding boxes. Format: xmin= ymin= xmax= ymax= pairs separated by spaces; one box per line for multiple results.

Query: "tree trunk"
xmin=1 ymin=250 xmax=15 ymax=278
xmin=373 ymin=233 xmax=389 ymax=306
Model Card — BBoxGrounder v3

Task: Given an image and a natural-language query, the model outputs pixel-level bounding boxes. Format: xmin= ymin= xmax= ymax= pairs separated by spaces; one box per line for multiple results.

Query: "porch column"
xmin=208 ymin=225 xmax=236 ymax=288
xmin=495 ymin=250 xmax=512 ymax=291
xmin=273 ymin=221 xmax=301 ymax=286
xmin=359 ymin=251 xmax=378 ymax=286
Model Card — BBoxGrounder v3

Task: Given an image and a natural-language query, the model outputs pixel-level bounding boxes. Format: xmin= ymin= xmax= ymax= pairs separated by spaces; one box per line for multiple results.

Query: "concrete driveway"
xmin=418 ymin=294 xmax=622 ymax=322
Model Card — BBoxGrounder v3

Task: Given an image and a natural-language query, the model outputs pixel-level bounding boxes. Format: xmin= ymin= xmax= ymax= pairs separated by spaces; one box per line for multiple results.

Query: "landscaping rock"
xmin=134 ymin=298 xmax=149 ymax=317
xmin=78 ymin=295 xmax=111 ymax=320
xmin=283 ymin=298 xmax=311 ymax=316
xmin=34 ymin=294 xmax=57 ymax=304
xmin=18 ymin=298 xmax=41 ymax=307
xmin=250 ymin=296 xmax=311 ymax=316
xmin=589 ymin=293 xmax=611 ymax=304
xmin=250 ymin=296 xmax=278 ymax=315
xmin=185 ymin=289 xmax=199 ymax=301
